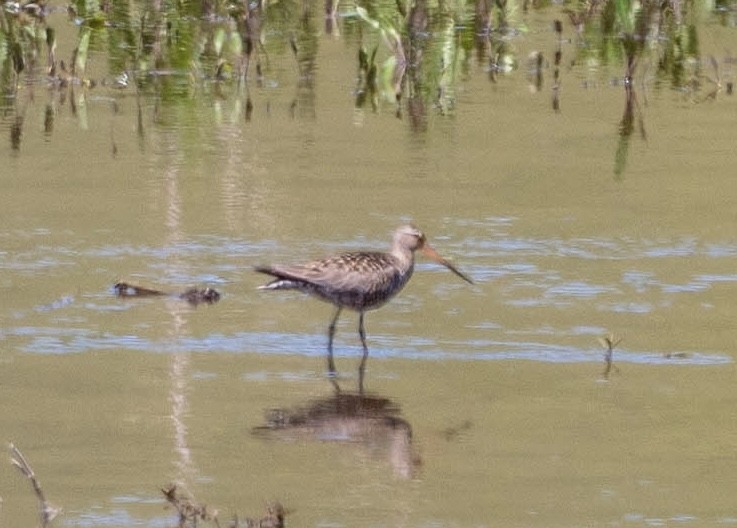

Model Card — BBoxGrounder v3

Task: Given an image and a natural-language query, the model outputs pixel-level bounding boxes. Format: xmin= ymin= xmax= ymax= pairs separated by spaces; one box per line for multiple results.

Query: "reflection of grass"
xmin=356 ymin=44 xmax=379 ymax=109
xmin=0 ymin=0 xmax=732 ymax=125
xmin=0 ymin=0 xmax=724 ymax=92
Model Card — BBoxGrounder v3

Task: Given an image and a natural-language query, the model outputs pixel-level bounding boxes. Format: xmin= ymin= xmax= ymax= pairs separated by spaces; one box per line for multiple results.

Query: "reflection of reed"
xmin=404 ymin=0 xmax=427 ymax=130
xmin=613 ymin=36 xmax=647 ymax=178
xmin=235 ymin=0 xmax=265 ymax=83
xmin=170 ymin=350 xmax=195 ymax=485
xmin=552 ymin=20 xmax=562 ymax=111
xmin=161 ymin=142 xmax=198 ymax=489
xmin=253 ymin=391 xmax=421 ymax=479
xmin=324 ymin=0 xmax=339 ymax=35
xmin=474 ymin=0 xmax=491 ymax=62
xmin=288 ymin=3 xmax=319 ymax=121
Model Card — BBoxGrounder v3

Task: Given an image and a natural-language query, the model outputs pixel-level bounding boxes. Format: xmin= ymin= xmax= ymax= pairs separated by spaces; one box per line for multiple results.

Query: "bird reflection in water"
xmin=252 ymin=387 xmax=421 ymax=479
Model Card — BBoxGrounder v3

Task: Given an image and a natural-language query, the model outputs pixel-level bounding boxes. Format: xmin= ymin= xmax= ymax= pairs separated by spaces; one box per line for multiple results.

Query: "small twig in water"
xmin=598 ymin=334 xmax=622 ymax=380
xmin=9 ymin=443 xmax=61 ymax=527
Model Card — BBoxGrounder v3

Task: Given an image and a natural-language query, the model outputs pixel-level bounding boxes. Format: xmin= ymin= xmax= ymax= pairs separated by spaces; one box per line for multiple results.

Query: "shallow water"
xmin=2 ymin=1 xmax=737 ymax=526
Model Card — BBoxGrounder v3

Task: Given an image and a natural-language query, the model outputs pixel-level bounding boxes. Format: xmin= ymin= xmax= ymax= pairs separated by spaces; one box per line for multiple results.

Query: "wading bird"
xmin=256 ymin=225 xmax=473 ymax=391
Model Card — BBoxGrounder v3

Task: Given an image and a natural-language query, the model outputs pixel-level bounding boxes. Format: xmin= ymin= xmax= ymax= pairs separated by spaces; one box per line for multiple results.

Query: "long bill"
xmin=421 ymin=245 xmax=474 ymax=284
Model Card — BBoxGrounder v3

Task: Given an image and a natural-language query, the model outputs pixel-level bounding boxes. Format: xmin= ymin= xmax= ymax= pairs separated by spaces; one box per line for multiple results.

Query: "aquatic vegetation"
xmin=162 ymin=484 xmax=287 ymax=527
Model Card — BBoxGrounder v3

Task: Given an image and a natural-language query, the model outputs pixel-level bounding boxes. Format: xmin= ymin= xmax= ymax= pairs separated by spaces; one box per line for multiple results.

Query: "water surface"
xmin=2 ymin=0 xmax=737 ymax=526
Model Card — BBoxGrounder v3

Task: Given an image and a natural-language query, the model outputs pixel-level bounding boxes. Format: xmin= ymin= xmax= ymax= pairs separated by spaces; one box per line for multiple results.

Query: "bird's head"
xmin=394 ymin=224 xmax=473 ymax=284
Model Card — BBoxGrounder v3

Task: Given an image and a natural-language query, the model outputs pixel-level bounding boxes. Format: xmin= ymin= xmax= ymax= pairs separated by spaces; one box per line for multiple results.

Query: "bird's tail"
xmin=255 ymin=266 xmax=302 ymax=291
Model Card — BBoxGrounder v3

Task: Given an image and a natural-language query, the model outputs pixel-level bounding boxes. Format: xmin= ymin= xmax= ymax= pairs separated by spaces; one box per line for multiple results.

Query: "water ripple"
xmin=10 ymin=328 xmax=731 ymax=366
xmin=465 ymin=235 xmax=737 ymax=261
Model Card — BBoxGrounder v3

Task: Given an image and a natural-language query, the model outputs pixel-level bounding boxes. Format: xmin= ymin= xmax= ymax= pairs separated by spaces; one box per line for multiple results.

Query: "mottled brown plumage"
xmin=256 ymin=225 xmax=473 ymax=391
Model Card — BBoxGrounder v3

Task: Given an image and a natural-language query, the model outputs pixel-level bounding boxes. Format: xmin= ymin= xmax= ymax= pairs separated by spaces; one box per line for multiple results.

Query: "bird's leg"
xmin=327 ymin=306 xmax=342 ymax=379
xmin=357 ymin=311 xmax=369 ymax=394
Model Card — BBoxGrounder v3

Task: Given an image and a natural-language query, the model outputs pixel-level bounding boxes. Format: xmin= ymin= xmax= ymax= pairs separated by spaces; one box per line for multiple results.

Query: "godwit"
xmin=255 ymin=225 xmax=473 ymax=390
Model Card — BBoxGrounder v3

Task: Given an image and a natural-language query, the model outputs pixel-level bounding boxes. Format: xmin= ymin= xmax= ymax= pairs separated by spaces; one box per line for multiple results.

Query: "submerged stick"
xmin=9 ymin=443 xmax=61 ymax=527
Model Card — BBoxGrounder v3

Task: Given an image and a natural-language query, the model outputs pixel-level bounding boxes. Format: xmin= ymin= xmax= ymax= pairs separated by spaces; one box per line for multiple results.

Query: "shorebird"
xmin=255 ymin=225 xmax=473 ymax=391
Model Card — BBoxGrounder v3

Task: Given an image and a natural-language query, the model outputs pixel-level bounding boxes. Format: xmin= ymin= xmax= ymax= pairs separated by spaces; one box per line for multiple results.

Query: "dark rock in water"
xmin=114 ymin=282 xmax=221 ymax=306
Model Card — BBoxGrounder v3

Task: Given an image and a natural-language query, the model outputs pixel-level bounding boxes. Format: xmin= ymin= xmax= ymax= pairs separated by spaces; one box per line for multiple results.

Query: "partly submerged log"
xmin=114 ymin=282 xmax=221 ymax=306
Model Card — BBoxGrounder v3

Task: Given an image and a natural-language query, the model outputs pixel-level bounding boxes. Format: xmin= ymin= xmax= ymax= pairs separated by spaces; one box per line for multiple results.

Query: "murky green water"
xmin=2 ymin=0 xmax=737 ymax=525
